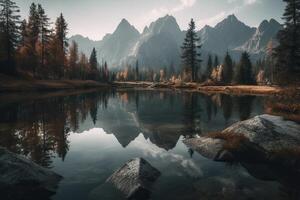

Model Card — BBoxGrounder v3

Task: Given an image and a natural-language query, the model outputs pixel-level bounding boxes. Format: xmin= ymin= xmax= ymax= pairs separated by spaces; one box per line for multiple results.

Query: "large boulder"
xmin=223 ymin=114 xmax=300 ymax=152
xmin=0 ymin=147 xmax=62 ymax=200
xmin=184 ymin=136 xmax=230 ymax=161
xmin=106 ymin=158 xmax=161 ymax=199
xmin=184 ymin=115 xmax=300 ymax=164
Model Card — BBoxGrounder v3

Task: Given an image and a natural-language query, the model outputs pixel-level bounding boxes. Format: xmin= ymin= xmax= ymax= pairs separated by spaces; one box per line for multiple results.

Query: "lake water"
xmin=0 ymin=89 xmax=299 ymax=200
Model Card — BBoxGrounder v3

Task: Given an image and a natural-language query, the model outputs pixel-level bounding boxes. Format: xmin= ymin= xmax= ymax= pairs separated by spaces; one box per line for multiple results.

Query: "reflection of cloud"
xmin=129 ymin=134 xmax=203 ymax=177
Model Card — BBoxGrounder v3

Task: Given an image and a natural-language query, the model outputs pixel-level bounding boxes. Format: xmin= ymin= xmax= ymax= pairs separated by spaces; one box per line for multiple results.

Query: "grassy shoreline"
xmin=0 ymin=75 xmax=299 ymax=96
xmin=0 ymin=77 xmax=110 ymax=92
xmin=113 ymin=81 xmax=300 ymax=96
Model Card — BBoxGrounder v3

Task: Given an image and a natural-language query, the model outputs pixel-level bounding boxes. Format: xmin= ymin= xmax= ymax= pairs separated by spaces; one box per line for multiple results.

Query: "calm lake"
xmin=0 ymin=89 xmax=299 ymax=200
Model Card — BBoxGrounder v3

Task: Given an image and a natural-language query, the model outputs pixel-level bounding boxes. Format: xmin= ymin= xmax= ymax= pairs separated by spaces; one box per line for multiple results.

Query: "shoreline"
xmin=0 ymin=78 xmax=110 ymax=92
xmin=113 ymin=81 xmax=300 ymax=96
xmin=0 ymin=77 xmax=299 ymax=96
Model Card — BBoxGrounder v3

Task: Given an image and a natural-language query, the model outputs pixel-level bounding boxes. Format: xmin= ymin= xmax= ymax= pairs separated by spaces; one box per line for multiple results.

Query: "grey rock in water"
xmin=0 ymin=147 xmax=62 ymax=200
xmin=106 ymin=158 xmax=161 ymax=199
xmin=184 ymin=114 xmax=300 ymax=163
xmin=223 ymin=114 xmax=300 ymax=152
xmin=183 ymin=137 xmax=227 ymax=161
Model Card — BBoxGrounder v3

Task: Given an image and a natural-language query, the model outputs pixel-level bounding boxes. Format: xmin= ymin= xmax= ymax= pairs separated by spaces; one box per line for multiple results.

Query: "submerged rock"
xmin=106 ymin=158 xmax=161 ymax=199
xmin=0 ymin=147 xmax=62 ymax=200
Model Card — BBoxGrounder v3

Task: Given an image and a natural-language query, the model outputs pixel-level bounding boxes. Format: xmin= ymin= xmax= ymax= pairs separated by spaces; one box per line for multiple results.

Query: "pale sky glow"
xmin=14 ymin=0 xmax=285 ymax=40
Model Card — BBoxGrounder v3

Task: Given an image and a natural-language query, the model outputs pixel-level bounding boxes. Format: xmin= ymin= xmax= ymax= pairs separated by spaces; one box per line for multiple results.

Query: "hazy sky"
xmin=14 ymin=0 xmax=285 ymax=40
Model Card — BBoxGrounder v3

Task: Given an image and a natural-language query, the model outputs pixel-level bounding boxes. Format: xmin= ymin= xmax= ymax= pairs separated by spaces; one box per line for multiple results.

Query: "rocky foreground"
xmin=0 ymin=147 xmax=62 ymax=200
xmin=184 ymin=114 xmax=300 ymax=167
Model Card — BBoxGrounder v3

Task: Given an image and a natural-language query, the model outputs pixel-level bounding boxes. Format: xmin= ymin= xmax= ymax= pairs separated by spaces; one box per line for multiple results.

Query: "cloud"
xmin=172 ymin=0 xmax=196 ymax=12
xmin=198 ymin=0 xmax=260 ymax=28
xmin=228 ymin=0 xmax=259 ymax=5
xmin=244 ymin=0 xmax=258 ymax=5
xmin=144 ymin=0 xmax=196 ymax=23
xmin=197 ymin=11 xmax=226 ymax=28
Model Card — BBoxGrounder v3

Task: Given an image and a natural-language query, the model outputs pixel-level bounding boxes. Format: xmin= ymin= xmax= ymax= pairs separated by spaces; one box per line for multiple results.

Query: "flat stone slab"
xmin=0 ymin=147 xmax=62 ymax=199
xmin=106 ymin=158 xmax=161 ymax=199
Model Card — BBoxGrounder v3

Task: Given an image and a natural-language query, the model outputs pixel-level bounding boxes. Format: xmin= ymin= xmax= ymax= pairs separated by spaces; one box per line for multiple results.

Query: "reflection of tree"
xmin=279 ymin=185 xmax=300 ymax=200
xmin=135 ymin=91 xmax=139 ymax=111
xmin=221 ymin=95 xmax=233 ymax=123
xmin=0 ymin=90 xmax=111 ymax=168
xmin=89 ymin=100 xmax=98 ymax=125
xmin=188 ymin=148 xmax=194 ymax=158
xmin=205 ymin=96 xmax=213 ymax=121
xmin=182 ymin=93 xmax=201 ymax=136
xmin=236 ymin=96 xmax=255 ymax=120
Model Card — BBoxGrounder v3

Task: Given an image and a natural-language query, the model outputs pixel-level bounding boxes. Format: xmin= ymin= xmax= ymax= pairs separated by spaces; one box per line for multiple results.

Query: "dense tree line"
xmin=0 ymin=0 xmax=110 ymax=82
xmin=274 ymin=0 xmax=300 ymax=84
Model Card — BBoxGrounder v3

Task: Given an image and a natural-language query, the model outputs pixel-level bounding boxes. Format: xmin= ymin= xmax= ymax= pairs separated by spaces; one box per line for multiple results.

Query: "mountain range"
xmin=70 ymin=14 xmax=282 ymax=70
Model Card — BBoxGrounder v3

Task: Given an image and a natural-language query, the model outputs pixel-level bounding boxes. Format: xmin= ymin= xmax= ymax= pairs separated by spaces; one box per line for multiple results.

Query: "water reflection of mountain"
xmin=97 ymin=91 xmax=264 ymax=150
xmin=0 ymin=90 xmax=265 ymax=167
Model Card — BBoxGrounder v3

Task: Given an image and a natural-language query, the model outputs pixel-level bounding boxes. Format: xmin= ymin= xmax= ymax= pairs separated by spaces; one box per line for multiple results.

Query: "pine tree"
xmin=181 ymin=18 xmax=202 ymax=82
xmin=0 ymin=0 xmax=20 ymax=74
xmin=135 ymin=60 xmax=139 ymax=81
xmin=169 ymin=61 xmax=175 ymax=77
xmin=37 ymin=4 xmax=51 ymax=69
xmin=89 ymin=48 xmax=99 ymax=80
xmin=52 ymin=13 xmax=68 ymax=78
xmin=222 ymin=52 xmax=233 ymax=84
xmin=206 ymin=54 xmax=213 ymax=79
xmin=104 ymin=61 xmax=109 ymax=82
xmin=89 ymin=48 xmax=98 ymax=70
xmin=234 ymin=52 xmax=254 ymax=85
xmin=214 ymin=55 xmax=219 ymax=68
xmin=68 ymin=40 xmax=79 ymax=79
xmin=19 ymin=19 xmax=27 ymax=47
xmin=275 ymin=0 xmax=300 ymax=83
xmin=26 ymin=3 xmax=40 ymax=73
xmin=78 ymin=52 xmax=88 ymax=79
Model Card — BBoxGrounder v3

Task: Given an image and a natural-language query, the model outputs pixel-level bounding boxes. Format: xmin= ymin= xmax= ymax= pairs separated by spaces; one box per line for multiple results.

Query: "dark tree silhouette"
xmin=275 ymin=0 xmax=300 ymax=83
xmin=89 ymin=47 xmax=98 ymax=70
xmin=50 ymin=13 xmax=68 ymax=78
xmin=0 ymin=0 xmax=20 ymax=74
xmin=234 ymin=52 xmax=254 ymax=84
xmin=222 ymin=52 xmax=234 ymax=84
xmin=26 ymin=3 xmax=40 ymax=73
xmin=37 ymin=4 xmax=51 ymax=69
xmin=19 ymin=19 xmax=27 ymax=47
xmin=214 ymin=55 xmax=219 ymax=68
xmin=181 ymin=18 xmax=202 ymax=82
xmin=68 ymin=40 xmax=79 ymax=79
xmin=135 ymin=60 xmax=139 ymax=81
xmin=206 ymin=54 xmax=213 ymax=79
